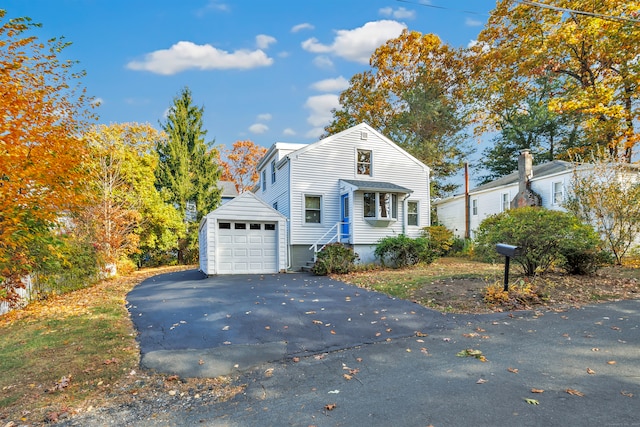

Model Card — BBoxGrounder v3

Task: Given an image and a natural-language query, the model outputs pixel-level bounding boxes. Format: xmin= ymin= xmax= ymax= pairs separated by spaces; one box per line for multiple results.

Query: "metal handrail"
xmin=309 ymin=222 xmax=346 ymax=261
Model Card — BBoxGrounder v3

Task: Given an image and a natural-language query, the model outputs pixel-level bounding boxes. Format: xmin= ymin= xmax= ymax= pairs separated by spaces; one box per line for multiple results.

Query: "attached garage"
xmin=199 ymin=192 xmax=288 ymax=275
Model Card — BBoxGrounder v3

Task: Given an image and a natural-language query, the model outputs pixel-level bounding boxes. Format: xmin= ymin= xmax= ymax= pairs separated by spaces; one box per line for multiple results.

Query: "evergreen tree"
xmin=156 ymin=87 xmax=221 ymax=262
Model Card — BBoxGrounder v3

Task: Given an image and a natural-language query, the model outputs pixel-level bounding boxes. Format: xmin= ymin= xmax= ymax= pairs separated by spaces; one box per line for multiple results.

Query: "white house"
xmin=435 ymin=150 xmax=575 ymax=238
xmin=255 ymin=123 xmax=431 ymax=270
xmin=198 ymin=192 xmax=288 ymax=275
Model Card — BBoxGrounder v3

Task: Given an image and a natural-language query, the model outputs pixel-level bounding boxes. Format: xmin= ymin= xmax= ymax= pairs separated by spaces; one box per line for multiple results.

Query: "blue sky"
xmin=6 ymin=0 xmax=497 ymax=152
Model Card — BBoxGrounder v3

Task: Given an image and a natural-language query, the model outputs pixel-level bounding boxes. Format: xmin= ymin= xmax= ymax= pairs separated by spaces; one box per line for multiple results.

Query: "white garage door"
xmin=217 ymin=221 xmax=277 ymax=274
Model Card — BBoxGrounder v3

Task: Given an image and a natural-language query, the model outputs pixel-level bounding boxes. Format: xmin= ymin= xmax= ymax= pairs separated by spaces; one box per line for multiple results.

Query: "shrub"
xmin=374 ymin=235 xmax=437 ymax=268
xmin=312 ymin=243 xmax=359 ymax=275
xmin=421 ymin=225 xmax=455 ymax=256
xmin=475 ymin=207 xmax=605 ymax=276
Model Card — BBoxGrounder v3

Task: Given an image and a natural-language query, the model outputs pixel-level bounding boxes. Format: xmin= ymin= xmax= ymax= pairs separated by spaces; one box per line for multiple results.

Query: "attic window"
xmin=360 ymin=131 xmax=368 ymax=140
xmin=357 ymin=149 xmax=372 ymax=175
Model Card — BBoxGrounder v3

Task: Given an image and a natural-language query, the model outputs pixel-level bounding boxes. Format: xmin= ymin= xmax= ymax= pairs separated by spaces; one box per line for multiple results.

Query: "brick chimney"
xmin=511 ymin=150 xmax=541 ymax=208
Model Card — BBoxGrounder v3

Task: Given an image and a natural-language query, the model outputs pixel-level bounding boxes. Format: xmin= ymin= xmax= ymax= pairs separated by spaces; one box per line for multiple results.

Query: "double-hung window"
xmin=407 ymin=201 xmax=418 ymax=226
xmin=304 ymin=195 xmax=321 ymax=224
xmin=364 ymin=192 xmax=398 ymax=220
xmin=472 ymin=199 xmax=478 ymax=216
xmin=552 ymin=181 xmax=564 ymax=205
xmin=271 ymin=160 xmax=276 ymax=184
xmin=357 ymin=149 xmax=372 ymax=176
xmin=501 ymin=192 xmax=510 ymax=212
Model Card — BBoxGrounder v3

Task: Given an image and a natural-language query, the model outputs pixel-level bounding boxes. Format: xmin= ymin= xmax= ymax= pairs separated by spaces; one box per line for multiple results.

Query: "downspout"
xmin=464 ymin=162 xmax=470 ymax=239
xmin=401 ymin=193 xmax=411 ymax=235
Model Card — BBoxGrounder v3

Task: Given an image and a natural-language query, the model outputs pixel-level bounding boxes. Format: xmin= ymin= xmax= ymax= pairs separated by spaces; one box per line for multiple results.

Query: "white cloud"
xmin=256 ymin=34 xmax=277 ymax=49
xmin=283 ymin=128 xmax=296 ymax=136
xmin=257 ymin=113 xmax=272 ymax=121
xmin=196 ymin=1 xmax=230 ymax=16
xmin=127 ymin=41 xmax=273 ymax=75
xmin=301 ymin=20 xmax=406 ymax=64
xmin=291 ymin=23 xmax=314 ymax=33
xmin=310 ymin=76 xmax=349 ymax=92
xmin=249 ymin=123 xmax=269 ymax=134
xmin=305 ymin=127 xmax=325 ymax=139
xmin=304 ymin=94 xmax=339 ymax=127
xmin=379 ymin=6 xmax=415 ymax=19
xmin=312 ymin=55 xmax=334 ymax=69
xmin=465 ymin=17 xmax=483 ymax=27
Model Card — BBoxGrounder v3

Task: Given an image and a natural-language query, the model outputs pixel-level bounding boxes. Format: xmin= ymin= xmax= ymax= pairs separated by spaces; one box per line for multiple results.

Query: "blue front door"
xmin=340 ymin=193 xmax=350 ymax=241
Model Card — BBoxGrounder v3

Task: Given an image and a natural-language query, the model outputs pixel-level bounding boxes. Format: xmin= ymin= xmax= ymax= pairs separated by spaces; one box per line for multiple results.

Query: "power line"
xmin=517 ymin=0 xmax=640 ymax=25
xmin=395 ymin=0 xmax=488 ymax=16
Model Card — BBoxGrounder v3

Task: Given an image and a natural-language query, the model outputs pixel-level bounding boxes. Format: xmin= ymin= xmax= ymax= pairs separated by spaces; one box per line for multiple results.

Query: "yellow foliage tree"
xmin=473 ymin=0 xmax=640 ymax=161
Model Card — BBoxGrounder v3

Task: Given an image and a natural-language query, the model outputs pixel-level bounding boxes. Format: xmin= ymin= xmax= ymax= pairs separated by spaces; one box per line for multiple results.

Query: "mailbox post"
xmin=495 ymin=244 xmax=523 ymax=291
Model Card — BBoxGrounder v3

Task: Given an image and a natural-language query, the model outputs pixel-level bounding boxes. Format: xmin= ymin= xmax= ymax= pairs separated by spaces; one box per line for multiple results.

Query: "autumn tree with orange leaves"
xmin=0 ymin=11 xmax=96 ymax=306
xmin=220 ymin=140 xmax=267 ymax=193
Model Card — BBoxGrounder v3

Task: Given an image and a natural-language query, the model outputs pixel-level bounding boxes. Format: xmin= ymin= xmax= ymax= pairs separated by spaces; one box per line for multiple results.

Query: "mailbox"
xmin=496 ymin=243 xmax=522 ymax=258
xmin=495 ymin=243 xmax=522 ymax=291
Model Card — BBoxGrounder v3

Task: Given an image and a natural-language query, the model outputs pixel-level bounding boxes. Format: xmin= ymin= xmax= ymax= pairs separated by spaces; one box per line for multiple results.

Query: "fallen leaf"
xmin=476 ymin=378 xmax=488 ymax=384
xmin=621 ymin=391 xmax=634 ymax=398
xmin=591 ymin=348 xmax=600 ymax=352
xmin=375 ymin=332 xmax=382 ymax=337
xmin=264 ymin=368 xmax=274 ymax=377
xmin=607 ymin=360 xmax=617 ymax=365
xmin=222 ymin=325 xmax=229 ymax=331
xmin=305 ymin=311 xmax=316 ymax=315
xmin=343 ymin=374 xmax=353 ymax=381
xmin=330 ymin=330 xmax=336 ymax=335
xmin=508 ymin=367 xmax=519 ymax=374
xmin=198 ymin=359 xmax=204 ymax=365
xmin=292 ymin=357 xmax=300 ymax=363
xmin=312 ymin=320 xmax=323 ymax=325
xmin=524 ymin=398 xmax=539 ymax=405
xmin=611 ymin=326 xmax=621 ymax=331
xmin=587 ymin=368 xmax=596 ymax=375
xmin=356 ymin=357 xmax=363 ymax=362
xmin=265 ymin=326 xmax=271 ymax=330
xmin=566 ymin=388 xmax=585 ymax=397
xmin=531 ymin=388 xmax=544 ymax=393
xmin=166 ymin=375 xmax=179 ymax=381
xmin=325 ymin=403 xmax=337 ymax=411
xmin=463 ymin=333 xmax=479 ymax=338
xmin=406 ymin=348 xmax=411 ymax=352
xmin=313 ymin=354 xmax=326 ymax=360
xmin=415 ymin=331 xmax=428 ymax=337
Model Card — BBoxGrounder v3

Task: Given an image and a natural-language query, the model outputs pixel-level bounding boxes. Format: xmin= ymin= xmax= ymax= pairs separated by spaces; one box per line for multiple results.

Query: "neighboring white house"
xmin=218 ymin=180 xmax=239 ymax=205
xmin=254 ymin=122 xmax=431 ymax=270
xmin=199 ymin=192 xmax=288 ymax=275
xmin=435 ymin=150 xmax=575 ymax=239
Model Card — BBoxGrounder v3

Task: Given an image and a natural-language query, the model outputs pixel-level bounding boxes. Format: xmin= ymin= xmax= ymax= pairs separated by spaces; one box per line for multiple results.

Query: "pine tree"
xmin=156 ymin=87 xmax=221 ymax=262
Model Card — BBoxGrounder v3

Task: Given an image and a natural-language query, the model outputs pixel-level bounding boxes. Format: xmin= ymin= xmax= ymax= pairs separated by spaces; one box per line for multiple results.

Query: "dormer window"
xmin=357 ymin=149 xmax=372 ymax=176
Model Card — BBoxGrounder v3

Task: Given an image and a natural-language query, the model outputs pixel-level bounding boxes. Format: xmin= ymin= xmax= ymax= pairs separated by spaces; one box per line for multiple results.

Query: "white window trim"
xmin=407 ymin=200 xmax=419 ymax=227
xmin=271 ymin=160 xmax=276 ymax=184
xmin=501 ymin=192 xmax=510 ymax=212
xmin=356 ymin=148 xmax=373 ymax=177
xmin=363 ymin=192 xmax=398 ymax=221
xmin=551 ymin=181 xmax=564 ymax=206
xmin=303 ymin=194 xmax=323 ymax=225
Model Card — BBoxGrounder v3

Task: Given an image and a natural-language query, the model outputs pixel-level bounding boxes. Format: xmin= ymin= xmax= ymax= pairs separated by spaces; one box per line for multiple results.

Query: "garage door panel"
xmin=217 ymin=221 xmax=278 ymax=274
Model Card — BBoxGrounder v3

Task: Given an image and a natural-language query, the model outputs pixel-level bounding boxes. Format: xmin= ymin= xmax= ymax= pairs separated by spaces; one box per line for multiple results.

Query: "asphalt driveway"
xmin=114 ymin=270 xmax=640 ymax=426
xmin=127 ymin=270 xmax=499 ymax=377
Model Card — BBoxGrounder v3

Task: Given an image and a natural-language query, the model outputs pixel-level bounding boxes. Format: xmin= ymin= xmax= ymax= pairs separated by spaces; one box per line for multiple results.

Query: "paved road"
xmin=125 ymin=270 xmax=640 ymax=427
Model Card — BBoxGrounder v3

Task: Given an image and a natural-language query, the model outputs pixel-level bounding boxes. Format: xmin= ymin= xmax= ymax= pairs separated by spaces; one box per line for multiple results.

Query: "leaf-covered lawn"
xmin=339 ymin=257 xmax=640 ymax=313
xmin=0 ymin=266 xmax=242 ymax=425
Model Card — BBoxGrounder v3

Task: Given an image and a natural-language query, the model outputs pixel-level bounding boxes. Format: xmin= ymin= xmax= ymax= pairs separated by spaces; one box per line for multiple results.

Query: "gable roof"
xmin=471 ymin=160 xmax=574 ymax=193
xmin=295 ymin=123 xmax=429 ymax=172
xmin=203 ymin=192 xmax=286 ymax=222
xmin=219 ymin=180 xmax=239 ymax=198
